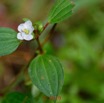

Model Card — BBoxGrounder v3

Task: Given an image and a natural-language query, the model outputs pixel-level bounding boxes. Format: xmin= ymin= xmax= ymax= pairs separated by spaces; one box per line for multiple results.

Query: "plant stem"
xmin=43 ymin=22 xmax=49 ymax=31
xmin=41 ymin=23 xmax=57 ymax=46
xmin=36 ymin=37 xmax=44 ymax=54
xmin=35 ymin=30 xmax=44 ymax=54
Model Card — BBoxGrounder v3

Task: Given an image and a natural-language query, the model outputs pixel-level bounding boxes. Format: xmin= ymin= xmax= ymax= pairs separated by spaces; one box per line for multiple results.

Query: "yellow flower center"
xmin=23 ymin=29 xmax=29 ymax=34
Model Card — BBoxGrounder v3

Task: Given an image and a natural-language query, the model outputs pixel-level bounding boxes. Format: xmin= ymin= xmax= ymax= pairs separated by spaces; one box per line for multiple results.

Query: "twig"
xmin=36 ymin=37 xmax=43 ymax=54
xmin=43 ymin=22 xmax=49 ymax=31
xmin=41 ymin=23 xmax=57 ymax=46
xmin=35 ymin=30 xmax=44 ymax=54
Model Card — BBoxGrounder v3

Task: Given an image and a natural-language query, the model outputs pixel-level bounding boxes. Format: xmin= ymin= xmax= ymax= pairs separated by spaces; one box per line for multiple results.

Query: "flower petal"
xmin=22 ymin=33 xmax=33 ymax=41
xmin=24 ymin=20 xmax=34 ymax=32
xmin=29 ymin=26 xmax=34 ymax=34
xmin=18 ymin=24 xmax=25 ymax=32
xmin=17 ymin=20 xmax=34 ymax=36
xmin=17 ymin=33 xmax=24 ymax=40
xmin=25 ymin=20 xmax=32 ymax=26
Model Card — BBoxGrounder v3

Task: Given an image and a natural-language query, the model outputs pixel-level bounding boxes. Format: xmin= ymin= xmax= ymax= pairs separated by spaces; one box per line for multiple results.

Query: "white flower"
xmin=17 ymin=20 xmax=34 ymax=41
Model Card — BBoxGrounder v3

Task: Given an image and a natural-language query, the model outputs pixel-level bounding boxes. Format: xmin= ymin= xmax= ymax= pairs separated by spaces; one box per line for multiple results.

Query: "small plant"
xmin=0 ymin=0 xmax=75 ymax=103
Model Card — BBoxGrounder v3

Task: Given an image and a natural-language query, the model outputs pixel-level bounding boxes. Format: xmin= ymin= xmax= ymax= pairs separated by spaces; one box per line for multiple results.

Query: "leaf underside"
xmin=48 ymin=0 xmax=75 ymax=23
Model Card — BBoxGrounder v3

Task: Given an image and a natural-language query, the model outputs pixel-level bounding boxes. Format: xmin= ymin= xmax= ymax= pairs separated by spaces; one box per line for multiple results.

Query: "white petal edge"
xmin=18 ymin=24 xmax=25 ymax=32
xmin=25 ymin=20 xmax=32 ymax=26
xmin=29 ymin=26 xmax=34 ymax=34
xmin=17 ymin=33 xmax=24 ymax=40
xmin=22 ymin=33 xmax=33 ymax=41
xmin=24 ymin=20 xmax=34 ymax=32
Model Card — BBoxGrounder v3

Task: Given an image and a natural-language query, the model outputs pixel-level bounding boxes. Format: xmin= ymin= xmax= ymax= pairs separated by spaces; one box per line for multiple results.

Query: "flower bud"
xmin=34 ymin=21 xmax=43 ymax=32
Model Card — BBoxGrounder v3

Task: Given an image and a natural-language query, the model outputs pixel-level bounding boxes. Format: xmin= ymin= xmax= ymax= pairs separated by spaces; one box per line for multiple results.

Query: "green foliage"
xmin=48 ymin=0 xmax=75 ymax=23
xmin=28 ymin=54 xmax=64 ymax=99
xmin=0 ymin=28 xmax=21 ymax=56
xmin=37 ymin=99 xmax=43 ymax=103
xmin=34 ymin=21 xmax=43 ymax=32
xmin=2 ymin=92 xmax=32 ymax=103
xmin=23 ymin=18 xmax=30 ymax=22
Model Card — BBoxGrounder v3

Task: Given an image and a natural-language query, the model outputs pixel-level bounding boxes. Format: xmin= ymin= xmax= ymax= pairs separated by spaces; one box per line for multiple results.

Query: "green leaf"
xmin=28 ymin=54 xmax=64 ymax=99
xmin=0 ymin=27 xmax=21 ymax=56
xmin=37 ymin=98 xmax=43 ymax=103
xmin=23 ymin=18 xmax=30 ymax=22
xmin=2 ymin=92 xmax=32 ymax=103
xmin=48 ymin=0 xmax=75 ymax=23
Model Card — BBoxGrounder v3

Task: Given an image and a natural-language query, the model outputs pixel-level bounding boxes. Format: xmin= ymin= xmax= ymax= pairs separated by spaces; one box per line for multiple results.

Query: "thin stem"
xmin=43 ymin=22 xmax=49 ymax=31
xmin=35 ymin=30 xmax=44 ymax=54
xmin=36 ymin=37 xmax=44 ymax=54
xmin=41 ymin=23 xmax=57 ymax=46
